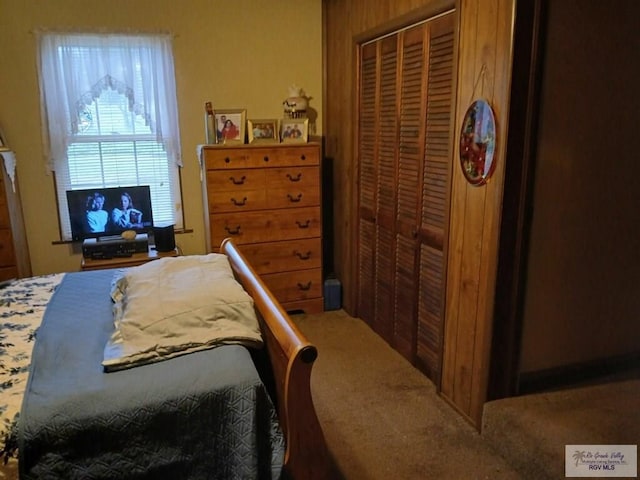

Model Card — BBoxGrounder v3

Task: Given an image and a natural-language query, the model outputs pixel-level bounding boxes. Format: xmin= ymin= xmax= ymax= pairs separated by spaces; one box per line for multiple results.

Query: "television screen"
xmin=66 ymin=186 xmax=154 ymax=241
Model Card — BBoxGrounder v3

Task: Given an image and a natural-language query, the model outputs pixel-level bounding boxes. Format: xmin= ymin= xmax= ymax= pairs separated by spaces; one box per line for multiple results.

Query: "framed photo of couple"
xmin=248 ymin=119 xmax=279 ymax=144
xmin=280 ymin=118 xmax=308 ymax=143
xmin=214 ymin=109 xmax=246 ymax=145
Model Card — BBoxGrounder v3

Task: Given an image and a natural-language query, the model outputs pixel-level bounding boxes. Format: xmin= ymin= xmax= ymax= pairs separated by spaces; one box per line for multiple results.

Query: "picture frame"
xmin=280 ymin=118 xmax=308 ymax=143
xmin=459 ymin=98 xmax=496 ymax=186
xmin=214 ymin=109 xmax=246 ymax=145
xmin=248 ymin=119 xmax=280 ymax=144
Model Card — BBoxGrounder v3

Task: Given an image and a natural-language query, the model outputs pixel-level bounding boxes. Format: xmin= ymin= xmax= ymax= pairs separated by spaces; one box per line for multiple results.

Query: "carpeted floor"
xmin=292 ymin=310 xmax=521 ymax=479
xmin=292 ymin=309 xmax=639 ymax=480
xmin=482 ymin=377 xmax=640 ymax=480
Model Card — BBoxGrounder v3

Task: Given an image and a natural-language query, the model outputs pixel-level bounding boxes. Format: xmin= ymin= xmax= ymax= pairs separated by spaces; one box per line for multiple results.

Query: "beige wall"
xmin=0 ymin=0 xmax=322 ymax=274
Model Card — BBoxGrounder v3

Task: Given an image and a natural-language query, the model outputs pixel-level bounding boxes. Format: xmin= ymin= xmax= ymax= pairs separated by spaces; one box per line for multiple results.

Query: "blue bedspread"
xmin=19 ymin=270 xmax=284 ymax=479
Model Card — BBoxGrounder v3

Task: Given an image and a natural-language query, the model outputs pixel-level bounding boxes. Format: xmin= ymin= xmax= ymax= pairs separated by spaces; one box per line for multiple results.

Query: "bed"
xmin=0 ymin=238 xmax=330 ymax=480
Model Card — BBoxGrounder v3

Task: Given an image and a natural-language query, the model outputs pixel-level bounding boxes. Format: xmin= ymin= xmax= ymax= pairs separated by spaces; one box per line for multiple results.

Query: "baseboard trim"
xmin=518 ymin=352 xmax=640 ymax=394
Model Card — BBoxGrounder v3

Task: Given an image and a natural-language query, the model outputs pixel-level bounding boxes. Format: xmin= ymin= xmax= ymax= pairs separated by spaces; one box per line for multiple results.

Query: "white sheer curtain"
xmin=37 ymin=33 xmax=183 ymax=239
xmin=38 ymin=33 xmax=182 ymax=171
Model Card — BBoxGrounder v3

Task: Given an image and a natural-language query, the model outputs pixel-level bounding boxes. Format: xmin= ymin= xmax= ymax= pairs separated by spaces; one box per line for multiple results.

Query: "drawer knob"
xmin=294 ymin=250 xmax=312 ymax=260
xmin=295 ymin=220 xmax=310 ymax=229
xmin=231 ymin=197 xmax=247 ymax=206
xmin=297 ymin=281 xmax=312 ymax=291
xmin=263 ymin=156 xmax=270 ymax=162
xmin=224 ymin=157 xmax=231 ymax=163
xmin=286 ymin=173 xmax=302 ymax=182
xmin=224 ymin=225 xmax=241 ymax=235
xmin=230 ymin=175 xmax=246 ymax=185
xmin=287 ymin=193 xmax=303 ymax=203
xmin=300 ymin=154 xmax=306 ymax=160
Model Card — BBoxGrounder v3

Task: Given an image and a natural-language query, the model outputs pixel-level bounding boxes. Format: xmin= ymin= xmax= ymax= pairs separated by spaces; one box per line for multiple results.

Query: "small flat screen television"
xmin=66 ymin=186 xmax=154 ymax=241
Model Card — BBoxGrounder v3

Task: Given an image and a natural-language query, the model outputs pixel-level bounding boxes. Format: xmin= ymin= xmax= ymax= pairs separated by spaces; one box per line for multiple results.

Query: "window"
xmin=38 ymin=33 xmax=183 ymax=241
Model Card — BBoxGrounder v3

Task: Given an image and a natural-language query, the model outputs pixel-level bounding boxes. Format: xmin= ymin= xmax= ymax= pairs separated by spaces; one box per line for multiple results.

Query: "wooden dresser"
xmin=202 ymin=142 xmax=323 ymax=313
xmin=0 ymin=156 xmax=31 ymax=281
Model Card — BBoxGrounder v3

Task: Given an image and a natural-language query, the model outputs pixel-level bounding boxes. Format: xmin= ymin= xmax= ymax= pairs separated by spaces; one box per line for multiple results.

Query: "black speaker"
xmin=153 ymin=224 xmax=176 ymax=252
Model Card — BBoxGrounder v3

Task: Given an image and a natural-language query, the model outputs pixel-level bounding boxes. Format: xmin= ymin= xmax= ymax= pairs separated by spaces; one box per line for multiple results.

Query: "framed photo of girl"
xmin=280 ymin=118 xmax=308 ymax=143
xmin=248 ymin=119 xmax=279 ymax=144
xmin=214 ymin=109 xmax=246 ymax=145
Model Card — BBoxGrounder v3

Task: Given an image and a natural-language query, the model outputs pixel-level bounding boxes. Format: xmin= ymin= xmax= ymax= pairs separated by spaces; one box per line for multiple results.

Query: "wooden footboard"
xmin=221 ymin=239 xmax=331 ymax=480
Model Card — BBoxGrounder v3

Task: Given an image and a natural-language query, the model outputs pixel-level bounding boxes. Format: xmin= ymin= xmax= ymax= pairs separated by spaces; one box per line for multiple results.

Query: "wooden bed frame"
xmin=221 ymin=238 xmax=332 ymax=479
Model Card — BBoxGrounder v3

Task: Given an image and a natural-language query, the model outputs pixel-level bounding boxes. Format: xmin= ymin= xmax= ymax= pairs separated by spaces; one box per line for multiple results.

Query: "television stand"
xmin=82 ymin=234 xmax=149 ymax=258
xmin=80 ymin=245 xmax=180 ymax=271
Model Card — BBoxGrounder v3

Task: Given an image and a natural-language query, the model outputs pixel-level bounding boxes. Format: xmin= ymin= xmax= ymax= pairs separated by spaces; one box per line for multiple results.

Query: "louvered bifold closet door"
xmin=357 ymin=12 xmax=455 ymax=378
xmin=393 ymin=24 xmax=427 ymax=362
xmin=373 ymin=36 xmax=399 ymax=343
xmin=416 ymin=14 xmax=455 ymax=381
xmin=357 ymin=42 xmax=378 ymax=327
xmin=357 ymin=35 xmax=402 ymax=345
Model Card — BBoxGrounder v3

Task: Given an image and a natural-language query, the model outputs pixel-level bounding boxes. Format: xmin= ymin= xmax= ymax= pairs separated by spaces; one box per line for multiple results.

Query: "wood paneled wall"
xmin=323 ymin=0 xmax=516 ymax=427
xmin=439 ymin=0 xmax=515 ymax=426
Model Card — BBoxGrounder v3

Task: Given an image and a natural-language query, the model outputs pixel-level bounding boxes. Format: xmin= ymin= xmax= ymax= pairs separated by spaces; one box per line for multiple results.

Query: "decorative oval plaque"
xmin=459 ymin=99 xmax=496 ymax=186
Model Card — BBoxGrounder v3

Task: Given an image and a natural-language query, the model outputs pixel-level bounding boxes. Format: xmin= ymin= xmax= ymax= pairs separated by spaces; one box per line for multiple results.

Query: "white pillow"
xmin=103 ymin=253 xmax=262 ymax=372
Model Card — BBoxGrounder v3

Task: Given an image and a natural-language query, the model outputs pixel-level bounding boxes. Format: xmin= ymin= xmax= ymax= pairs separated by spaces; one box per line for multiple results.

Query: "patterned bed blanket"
xmin=0 ymin=274 xmax=65 ymax=479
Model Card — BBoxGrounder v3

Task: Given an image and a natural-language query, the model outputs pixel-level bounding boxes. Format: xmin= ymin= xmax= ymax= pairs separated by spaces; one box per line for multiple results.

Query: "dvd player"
xmin=82 ymin=234 xmax=149 ymax=259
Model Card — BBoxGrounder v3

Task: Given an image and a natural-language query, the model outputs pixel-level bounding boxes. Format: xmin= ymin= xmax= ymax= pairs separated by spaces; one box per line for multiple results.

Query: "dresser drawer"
xmin=267 ymin=184 xmax=320 ymax=209
xmin=204 ymin=144 xmax=319 ymax=170
xmin=0 ymin=229 xmax=16 ymax=267
xmin=268 ymin=145 xmax=319 ymax=166
xmin=264 ymin=166 xmax=319 ymax=188
xmin=0 ymin=193 xmax=9 ymax=230
xmin=204 ymin=148 xmax=265 ymax=169
xmin=206 ymin=169 xmax=266 ymax=191
xmin=0 ymin=266 xmax=18 ymax=282
xmin=207 ymin=189 xmax=267 ymax=213
xmin=209 ymin=185 xmax=319 ymax=212
xmin=236 ymin=238 xmax=322 ymax=275
xmin=210 ymin=206 xmax=321 ymax=246
xmin=261 ymin=268 xmax=323 ymax=304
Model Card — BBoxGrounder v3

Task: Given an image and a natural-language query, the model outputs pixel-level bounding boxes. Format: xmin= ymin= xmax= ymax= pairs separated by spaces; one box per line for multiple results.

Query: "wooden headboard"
xmin=221 ymin=238 xmax=332 ymax=479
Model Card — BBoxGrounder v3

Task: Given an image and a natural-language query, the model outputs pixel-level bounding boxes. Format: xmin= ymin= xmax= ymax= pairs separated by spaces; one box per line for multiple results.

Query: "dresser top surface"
xmin=201 ymin=141 xmax=320 ymax=151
